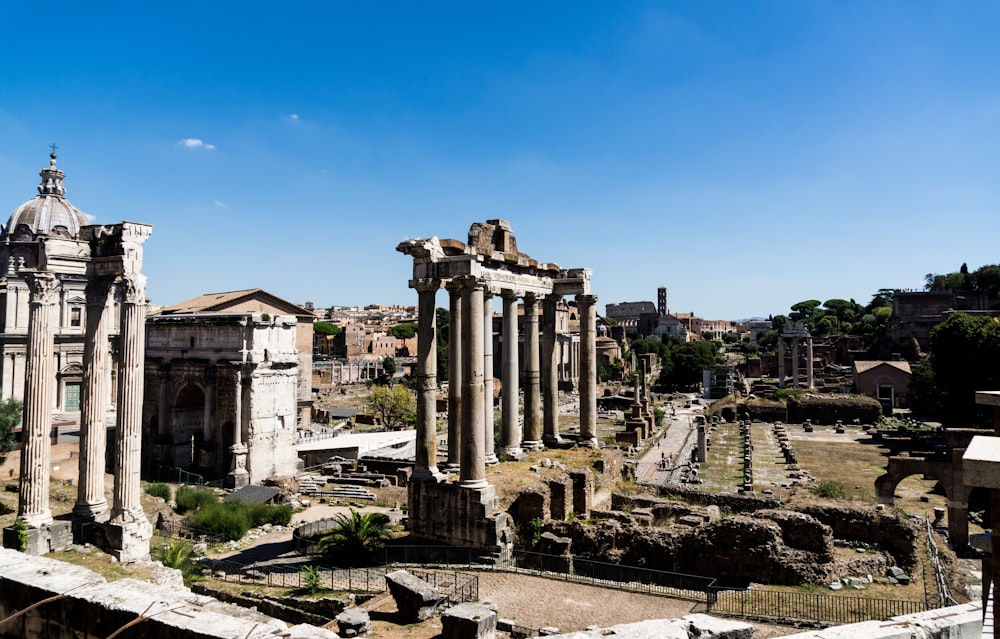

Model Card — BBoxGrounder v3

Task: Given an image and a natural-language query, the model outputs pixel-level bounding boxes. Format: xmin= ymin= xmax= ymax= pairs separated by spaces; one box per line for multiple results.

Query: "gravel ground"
xmin=472 ymin=571 xmax=799 ymax=638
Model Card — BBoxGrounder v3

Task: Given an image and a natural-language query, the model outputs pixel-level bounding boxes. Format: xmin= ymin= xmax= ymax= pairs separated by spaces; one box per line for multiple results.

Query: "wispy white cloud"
xmin=179 ymin=138 xmax=216 ymax=150
xmin=290 ymin=113 xmax=300 ymax=121
xmin=212 ymin=200 xmax=229 ymax=209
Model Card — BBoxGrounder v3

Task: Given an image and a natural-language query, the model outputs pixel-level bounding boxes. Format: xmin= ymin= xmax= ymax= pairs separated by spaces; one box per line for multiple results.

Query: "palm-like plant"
xmin=318 ymin=509 xmax=391 ymax=565
xmin=154 ymin=540 xmax=195 ymax=579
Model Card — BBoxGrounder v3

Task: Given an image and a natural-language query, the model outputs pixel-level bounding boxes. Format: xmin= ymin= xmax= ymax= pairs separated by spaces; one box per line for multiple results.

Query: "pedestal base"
xmin=103 ymin=516 xmax=152 ymax=563
xmin=3 ymin=520 xmax=73 ymax=555
xmin=521 ymin=440 xmax=543 ymax=451
xmin=407 ymin=480 xmax=514 ymax=554
xmin=226 ymin=469 xmax=250 ymax=489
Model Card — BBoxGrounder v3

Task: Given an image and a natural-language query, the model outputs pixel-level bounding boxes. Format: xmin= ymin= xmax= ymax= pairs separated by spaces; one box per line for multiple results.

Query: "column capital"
xmin=25 ymin=270 xmax=59 ymax=305
xmin=575 ymin=293 xmax=599 ymax=306
xmin=452 ymin=275 xmax=484 ymax=292
xmin=500 ymin=289 xmax=524 ymax=301
xmin=411 ymin=277 xmax=441 ymax=293
xmin=522 ymin=291 xmax=539 ymax=304
xmin=118 ymin=273 xmax=147 ymax=305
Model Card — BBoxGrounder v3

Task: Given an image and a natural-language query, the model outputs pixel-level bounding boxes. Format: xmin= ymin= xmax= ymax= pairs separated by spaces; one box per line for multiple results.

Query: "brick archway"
xmin=875 ymin=455 xmax=969 ymax=546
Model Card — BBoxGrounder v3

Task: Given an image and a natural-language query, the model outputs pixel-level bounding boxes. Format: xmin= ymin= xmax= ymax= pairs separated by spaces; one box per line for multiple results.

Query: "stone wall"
xmin=407 ymin=481 xmax=513 ymax=551
xmin=0 ymin=547 xmax=335 ymax=639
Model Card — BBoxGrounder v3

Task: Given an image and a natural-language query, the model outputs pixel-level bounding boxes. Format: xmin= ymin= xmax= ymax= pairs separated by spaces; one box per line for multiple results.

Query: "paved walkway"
xmin=635 ymin=396 xmax=703 ymax=485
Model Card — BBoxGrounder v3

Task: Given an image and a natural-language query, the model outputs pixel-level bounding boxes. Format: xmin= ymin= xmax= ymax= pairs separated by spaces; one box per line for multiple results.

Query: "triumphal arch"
xmin=397 ymin=219 xmax=597 ymax=550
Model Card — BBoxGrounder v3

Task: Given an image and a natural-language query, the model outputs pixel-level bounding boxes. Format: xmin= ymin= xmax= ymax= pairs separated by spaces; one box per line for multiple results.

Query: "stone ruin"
xmin=397 ymin=220 xmax=598 ymax=552
xmin=1 ymin=222 xmax=153 ymax=561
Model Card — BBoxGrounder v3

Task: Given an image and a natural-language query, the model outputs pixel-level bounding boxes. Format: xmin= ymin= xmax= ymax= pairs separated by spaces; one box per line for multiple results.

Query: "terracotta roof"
xmin=853 ymin=360 xmax=912 ymax=374
xmin=156 ymin=288 xmax=313 ymax=318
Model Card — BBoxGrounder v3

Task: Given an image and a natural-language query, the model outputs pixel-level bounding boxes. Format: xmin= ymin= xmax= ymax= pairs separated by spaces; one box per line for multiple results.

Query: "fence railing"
xmin=195 ymin=556 xmax=478 ymax=602
xmin=155 ymin=519 xmax=226 ymax=546
xmin=708 ymin=587 xmax=928 ymax=625
xmin=287 ymin=537 xmax=931 ymax=627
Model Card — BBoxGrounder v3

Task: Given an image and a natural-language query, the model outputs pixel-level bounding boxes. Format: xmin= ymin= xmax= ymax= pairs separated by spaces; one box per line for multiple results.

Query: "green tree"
xmin=154 ymin=540 xmax=195 ymax=581
xmin=789 ymin=300 xmax=821 ymax=322
xmin=910 ymin=313 xmax=1000 ymax=426
xmin=381 ymin=355 xmax=397 ymax=380
xmin=314 ymin=322 xmax=343 ymax=337
xmin=390 ymin=323 xmax=417 ymax=339
xmin=0 ymin=397 xmax=22 ymax=454
xmin=657 ymin=341 xmax=719 ymax=389
xmin=366 ymin=384 xmax=415 ymax=428
xmin=318 ymin=509 xmax=391 ymax=565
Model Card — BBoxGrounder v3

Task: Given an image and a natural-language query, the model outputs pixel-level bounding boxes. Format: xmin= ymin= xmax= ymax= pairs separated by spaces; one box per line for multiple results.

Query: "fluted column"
xmin=445 ymin=280 xmax=464 ymax=471
xmin=522 ymin=293 xmax=542 ymax=449
xmin=228 ymin=366 xmax=249 ymax=487
xmin=201 ymin=366 xmax=216 ymax=469
xmin=412 ymin=278 xmax=442 ymax=480
xmin=111 ymin=274 xmax=148 ymax=524
xmin=74 ymin=276 xmax=114 ymax=518
xmin=483 ymin=291 xmax=498 ymax=465
xmin=806 ymin=337 xmax=815 ymax=390
xmin=576 ymin=294 xmax=598 ymax=447
xmin=460 ymin=278 xmax=487 ymax=488
xmin=791 ymin=339 xmax=800 ymax=389
xmin=18 ymin=271 xmax=58 ymax=527
xmin=542 ymin=294 xmax=561 ymax=445
xmin=500 ymin=291 xmax=522 ymax=455
xmin=777 ymin=338 xmax=786 ymax=388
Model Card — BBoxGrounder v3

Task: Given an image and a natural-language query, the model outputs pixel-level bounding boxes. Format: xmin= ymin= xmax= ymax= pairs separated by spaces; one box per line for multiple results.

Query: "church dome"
xmin=3 ymin=153 xmax=89 ymax=241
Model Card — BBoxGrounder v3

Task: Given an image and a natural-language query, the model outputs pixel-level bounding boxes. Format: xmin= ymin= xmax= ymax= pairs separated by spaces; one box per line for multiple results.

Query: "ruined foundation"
xmin=407 ymin=481 xmax=513 ymax=553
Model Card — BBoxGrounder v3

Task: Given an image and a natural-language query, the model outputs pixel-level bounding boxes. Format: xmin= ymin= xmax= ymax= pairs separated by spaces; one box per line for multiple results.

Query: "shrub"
xmin=248 ymin=503 xmax=292 ymax=527
xmin=175 ymin=486 xmax=217 ymax=514
xmin=190 ymin=502 xmax=250 ymax=541
xmin=144 ymin=482 xmax=172 ymax=501
xmin=812 ymin=480 xmax=847 ymax=500
xmin=300 ymin=565 xmax=323 ymax=595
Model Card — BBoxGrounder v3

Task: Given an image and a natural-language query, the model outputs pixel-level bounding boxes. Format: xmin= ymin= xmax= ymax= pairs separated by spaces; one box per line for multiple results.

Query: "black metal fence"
xmin=155 ymin=519 xmax=226 ymax=546
xmin=195 ymin=557 xmax=478 ymax=602
xmin=502 ymin=550 xmax=715 ymax=602
xmin=708 ymin=587 xmax=928 ymax=625
xmin=288 ymin=536 xmax=933 ymax=627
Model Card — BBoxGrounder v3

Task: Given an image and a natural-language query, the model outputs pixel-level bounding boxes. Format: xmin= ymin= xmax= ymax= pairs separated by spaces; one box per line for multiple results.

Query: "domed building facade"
xmin=0 ymin=154 xmax=118 ymax=417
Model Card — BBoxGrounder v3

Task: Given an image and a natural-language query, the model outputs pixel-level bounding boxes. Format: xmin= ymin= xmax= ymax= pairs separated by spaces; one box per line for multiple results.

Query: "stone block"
xmin=962 ymin=435 xmax=1000 ymax=489
xmin=336 ymin=607 xmax=371 ymax=637
xmin=547 ymin=479 xmax=571 ymax=521
xmin=441 ymin=602 xmax=497 ymax=639
xmin=385 ymin=569 xmax=445 ymax=622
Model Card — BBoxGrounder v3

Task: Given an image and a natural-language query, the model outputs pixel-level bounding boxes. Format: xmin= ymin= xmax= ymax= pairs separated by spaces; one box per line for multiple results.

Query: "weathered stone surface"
xmin=537 ymin=531 xmax=572 ymax=556
xmin=774 ymin=602 xmax=981 ymax=638
xmin=336 ymin=607 xmax=372 ymax=637
xmin=0 ymin=547 xmax=339 ymax=639
xmin=441 ymin=602 xmax=497 ymax=639
xmin=533 ymin=614 xmax=754 ymax=639
xmin=385 ymin=569 xmax=445 ymax=622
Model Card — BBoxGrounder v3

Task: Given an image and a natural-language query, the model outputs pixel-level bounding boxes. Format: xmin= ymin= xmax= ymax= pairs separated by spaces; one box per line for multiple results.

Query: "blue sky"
xmin=2 ymin=2 xmax=999 ymax=320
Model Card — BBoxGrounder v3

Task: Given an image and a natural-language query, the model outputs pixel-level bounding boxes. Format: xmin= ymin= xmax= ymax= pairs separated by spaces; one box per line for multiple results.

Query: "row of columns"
xmin=777 ymin=336 xmax=814 ymax=389
xmin=410 ymin=276 xmax=598 ymax=487
xmin=18 ymin=271 xmax=149 ymax=527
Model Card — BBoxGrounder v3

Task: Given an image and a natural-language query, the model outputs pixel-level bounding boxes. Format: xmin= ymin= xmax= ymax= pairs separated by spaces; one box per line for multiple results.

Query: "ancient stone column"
xmin=522 ymin=293 xmax=542 ymax=449
xmin=806 ymin=337 xmax=814 ymax=390
xmin=541 ymin=294 xmax=561 ymax=445
xmin=791 ymin=339 xmax=800 ymax=389
xmin=228 ymin=366 xmax=249 ymax=488
xmin=500 ymin=291 xmax=522 ymax=455
xmin=445 ymin=280 xmax=464 ymax=471
xmin=74 ymin=276 xmax=114 ymax=518
xmin=459 ymin=278 xmax=487 ymax=488
xmin=777 ymin=338 xmax=786 ymax=388
xmin=111 ymin=273 xmax=150 ymax=529
xmin=201 ymin=366 xmax=216 ymax=468
xmin=697 ymin=424 xmax=707 ymax=463
xmin=412 ymin=278 xmax=442 ymax=481
xmin=483 ymin=291 xmax=498 ymax=465
xmin=576 ymin=294 xmax=598 ymax=447
xmin=18 ymin=271 xmax=58 ymax=527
